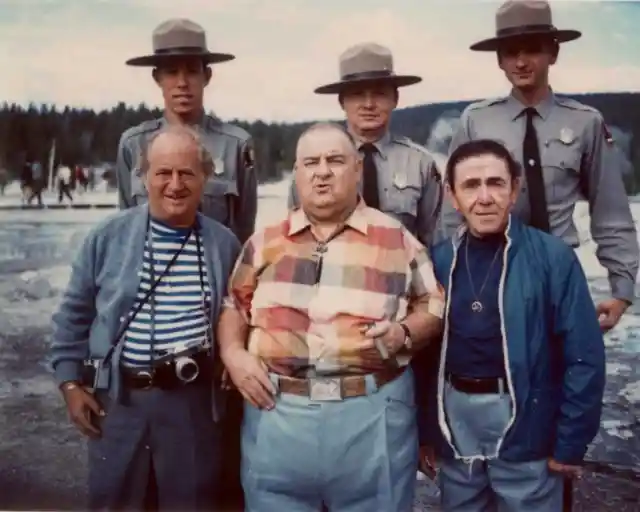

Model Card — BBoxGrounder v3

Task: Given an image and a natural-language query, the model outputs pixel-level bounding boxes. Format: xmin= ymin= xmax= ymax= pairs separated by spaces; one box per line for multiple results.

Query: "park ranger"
xmin=440 ymin=0 xmax=638 ymax=332
xmin=116 ymin=18 xmax=256 ymax=509
xmin=289 ymin=42 xmax=443 ymax=248
xmin=116 ymin=18 xmax=257 ymax=245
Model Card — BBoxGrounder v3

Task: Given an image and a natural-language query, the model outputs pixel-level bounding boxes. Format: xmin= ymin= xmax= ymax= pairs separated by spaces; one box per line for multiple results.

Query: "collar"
xmin=160 ymin=110 xmax=210 ymax=131
xmin=506 ymin=89 xmax=555 ymax=121
xmin=288 ymin=199 xmax=369 ymax=237
xmin=350 ymin=130 xmax=392 ymax=161
xmin=451 ymin=214 xmax=524 ymax=250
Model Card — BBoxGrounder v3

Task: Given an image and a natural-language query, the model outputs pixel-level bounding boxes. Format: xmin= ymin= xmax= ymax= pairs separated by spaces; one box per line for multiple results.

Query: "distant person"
xmin=49 ymin=125 xmax=240 ymax=510
xmin=116 ymin=19 xmax=258 ymax=508
xmin=56 ymin=165 xmax=73 ymax=203
xmin=27 ymin=161 xmax=44 ymax=207
xmin=20 ymin=161 xmax=33 ymax=204
xmin=417 ymin=139 xmax=605 ymax=511
xmin=289 ymin=42 xmax=443 ymax=248
xmin=439 ymin=0 xmax=638 ymax=333
xmin=0 ymin=168 xmax=9 ymax=195
xmin=75 ymin=165 xmax=88 ymax=192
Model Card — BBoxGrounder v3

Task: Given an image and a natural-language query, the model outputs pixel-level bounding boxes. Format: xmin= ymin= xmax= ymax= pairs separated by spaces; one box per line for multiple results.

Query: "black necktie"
xmin=361 ymin=143 xmax=380 ymax=209
xmin=523 ymin=107 xmax=550 ymax=232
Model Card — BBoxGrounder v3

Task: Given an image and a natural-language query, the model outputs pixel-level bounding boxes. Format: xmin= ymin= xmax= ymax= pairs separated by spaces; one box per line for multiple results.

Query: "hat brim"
xmin=314 ymin=74 xmax=422 ymax=95
xmin=470 ymin=29 xmax=582 ymax=52
xmin=125 ymin=51 xmax=235 ymax=66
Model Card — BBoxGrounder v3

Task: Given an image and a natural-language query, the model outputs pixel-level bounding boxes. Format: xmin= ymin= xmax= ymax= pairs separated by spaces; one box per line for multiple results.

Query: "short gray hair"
xmin=136 ymin=124 xmax=215 ymax=176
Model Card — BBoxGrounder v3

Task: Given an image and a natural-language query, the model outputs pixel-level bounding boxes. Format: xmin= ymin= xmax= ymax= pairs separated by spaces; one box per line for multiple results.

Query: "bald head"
xmin=141 ymin=125 xmax=213 ymax=227
xmin=296 ymin=122 xmax=357 ymax=161
xmin=294 ymin=122 xmax=362 ymax=221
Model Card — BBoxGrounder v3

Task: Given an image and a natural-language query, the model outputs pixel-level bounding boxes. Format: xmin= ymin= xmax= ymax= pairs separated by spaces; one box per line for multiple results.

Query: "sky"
xmin=1 ymin=0 xmax=639 ymax=122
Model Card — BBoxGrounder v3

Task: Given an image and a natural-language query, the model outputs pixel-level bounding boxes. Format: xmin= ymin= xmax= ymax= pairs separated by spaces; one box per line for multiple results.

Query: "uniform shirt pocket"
xmin=201 ymin=179 xmax=238 ymax=225
xmin=543 ymin=137 xmax=583 ymax=202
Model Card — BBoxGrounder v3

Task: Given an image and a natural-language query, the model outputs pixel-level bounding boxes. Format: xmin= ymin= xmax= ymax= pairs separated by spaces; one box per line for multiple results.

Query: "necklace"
xmin=464 ymin=234 xmax=503 ymax=313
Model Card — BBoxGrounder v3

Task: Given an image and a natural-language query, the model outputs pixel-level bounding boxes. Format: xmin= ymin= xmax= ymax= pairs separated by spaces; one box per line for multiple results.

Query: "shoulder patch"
xmin=602 ymin=121 xmax=614 ymax=145
xmin=242 ymin=141 xmax=255 ymax=170
xmin=206 ymin=116 xmax=251 ymax=142
xmin=120 ymin=118 xmax=162 ymax=144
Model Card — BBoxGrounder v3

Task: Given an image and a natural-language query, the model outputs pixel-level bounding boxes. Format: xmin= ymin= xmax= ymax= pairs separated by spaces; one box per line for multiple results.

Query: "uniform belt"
xmin=446 ymin=372 xmax=507 ymax=395
xmin=276 ymin=366 xmax=405 ymax=401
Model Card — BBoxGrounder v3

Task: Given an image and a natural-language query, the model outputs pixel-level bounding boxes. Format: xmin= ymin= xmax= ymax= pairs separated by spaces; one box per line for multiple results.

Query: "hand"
xmin=596 ymin=298 xmax=629 ymax=332
xmin=62 ymin=383 xmax=104 ymax=438
xmin=221 ymin=347 xmax=276 ymax=410
xmin=419 ymin=445 xmax=437 ymax=480
xmin=360 ymin=320 xmax=406 ymax=358
xmin=548 ymin=458 xmax=583 ymax=479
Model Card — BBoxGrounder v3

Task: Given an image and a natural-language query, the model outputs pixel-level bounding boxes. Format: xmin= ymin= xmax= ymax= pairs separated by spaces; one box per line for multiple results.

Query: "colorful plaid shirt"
xmin=224 ymin=201 xmax=445 ymax=376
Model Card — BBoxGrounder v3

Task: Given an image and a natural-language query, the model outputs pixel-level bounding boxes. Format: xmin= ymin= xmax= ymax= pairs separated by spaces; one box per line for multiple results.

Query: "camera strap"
xmin=99 ymin=222 xmax=193 ymax=370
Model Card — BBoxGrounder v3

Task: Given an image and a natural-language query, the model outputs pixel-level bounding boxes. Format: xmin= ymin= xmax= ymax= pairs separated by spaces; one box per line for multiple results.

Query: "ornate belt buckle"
xmin=309 ymin=377 xmax=343 ymax=401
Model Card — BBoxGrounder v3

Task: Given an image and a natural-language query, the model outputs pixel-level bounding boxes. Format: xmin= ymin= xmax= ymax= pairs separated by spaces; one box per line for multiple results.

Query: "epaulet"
xmin=554 ymin=96 xmax=600 ymax=115
xmin=465 ymin=96 xmax=507 ymax=112
xmin=120 ymin=119 xmax=162 ymax=143
xmin=205 ymin=115 xmax=251 ymax=142
xmin=392 ymin=134 xmax=433 ymax=155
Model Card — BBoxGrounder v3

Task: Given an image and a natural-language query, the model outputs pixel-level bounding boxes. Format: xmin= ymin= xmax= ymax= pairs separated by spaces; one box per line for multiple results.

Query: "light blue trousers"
xmin=241 ymin=368 xmax=418 ymax=511
xmin=439 ymin=382 xmax=563 ymax=511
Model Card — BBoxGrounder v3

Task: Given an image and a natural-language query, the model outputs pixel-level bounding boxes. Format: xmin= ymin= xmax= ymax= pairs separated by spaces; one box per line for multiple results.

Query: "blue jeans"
xmin=439 ymin=382 xmax=563 ymax=511
xmin=241 ymin=368 xmax=418 ymax=511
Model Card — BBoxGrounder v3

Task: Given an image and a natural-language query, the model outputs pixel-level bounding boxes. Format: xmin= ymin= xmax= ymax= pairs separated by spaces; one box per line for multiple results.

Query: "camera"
xmin=169 ymin=340 xmax=211 ymax=383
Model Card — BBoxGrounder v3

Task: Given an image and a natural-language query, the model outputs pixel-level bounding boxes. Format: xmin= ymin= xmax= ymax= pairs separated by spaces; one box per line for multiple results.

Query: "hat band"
xmin=154 ymin=46 xmax=207 ymax=55
xmin=496 ymin=24 xmax=556 ymax=38
xmin=341 ymin=69 xmax=394 ymax=81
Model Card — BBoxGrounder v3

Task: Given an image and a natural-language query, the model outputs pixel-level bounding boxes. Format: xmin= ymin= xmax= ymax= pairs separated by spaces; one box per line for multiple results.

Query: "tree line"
xmin=1 ymin=91 xmax=638 ymax=191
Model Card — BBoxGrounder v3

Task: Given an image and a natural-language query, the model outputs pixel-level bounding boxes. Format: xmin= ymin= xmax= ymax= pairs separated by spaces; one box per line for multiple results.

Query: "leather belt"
xmin=121 ymin=351 xmax=212 ymax=391
xmin=276 ymin=367 xmax=405 ymax=401
xmin=446 ymin=372 xmax=507 ymax=395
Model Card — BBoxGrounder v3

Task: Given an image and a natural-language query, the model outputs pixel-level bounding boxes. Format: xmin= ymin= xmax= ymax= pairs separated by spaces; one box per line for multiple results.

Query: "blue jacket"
xmin=414 ymin=217 xmax=606 ymax=465
xmin=49 ymin=205 xmax=241 ymax=416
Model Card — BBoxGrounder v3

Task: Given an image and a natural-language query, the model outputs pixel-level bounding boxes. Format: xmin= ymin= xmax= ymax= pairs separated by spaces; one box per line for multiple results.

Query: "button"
xmin=528 ymin=159 xmax=536 ymax=166
xmin=119 ymin=316 xmax=125 ymax=322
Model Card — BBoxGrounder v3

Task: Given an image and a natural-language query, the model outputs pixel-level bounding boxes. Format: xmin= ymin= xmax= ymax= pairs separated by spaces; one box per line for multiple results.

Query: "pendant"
xmin=471 ymin=301 xmax=483 ymax=313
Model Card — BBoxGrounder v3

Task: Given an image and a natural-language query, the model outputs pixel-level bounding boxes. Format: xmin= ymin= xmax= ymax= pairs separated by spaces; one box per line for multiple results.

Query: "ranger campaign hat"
xmin=314 ymin=42 xmax=422 ymax=95
xmin=126 ymin=18 xmax=235 ymax=66
xmin=470 ymin=0 xmax=582 ymax=52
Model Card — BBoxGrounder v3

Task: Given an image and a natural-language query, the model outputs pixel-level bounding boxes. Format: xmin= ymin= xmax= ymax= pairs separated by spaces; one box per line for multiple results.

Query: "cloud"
xmin=0 ymin=1 xmax=638 ymax=122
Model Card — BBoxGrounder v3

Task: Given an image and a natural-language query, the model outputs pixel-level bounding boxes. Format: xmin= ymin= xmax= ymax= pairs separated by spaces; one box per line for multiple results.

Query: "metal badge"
xmin=213 ymin=157 xmax=225 ymax=176
xmin=559 ymin=127 xmax=575 ymax=145
xmin=393 ymin=171 xmax=408 ymax=190
xmin=309 ymin=377 xmax=343 ymax=401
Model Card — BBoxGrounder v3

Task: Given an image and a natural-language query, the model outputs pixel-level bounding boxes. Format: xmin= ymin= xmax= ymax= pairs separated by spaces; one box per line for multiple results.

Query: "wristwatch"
xmin=60 ymin=381 xmax=80 ymax=393
xmin=399 ymin=323 xmax=412 ymax=350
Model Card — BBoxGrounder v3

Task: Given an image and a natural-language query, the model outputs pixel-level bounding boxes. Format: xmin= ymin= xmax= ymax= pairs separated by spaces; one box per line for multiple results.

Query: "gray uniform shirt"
xmin=289 ymin=131 xmax=443 ymax=247
xmin=115 ymin=114 xmax=257 ymax=244
xmin=440 ymin=93 xmax=638 ymax=303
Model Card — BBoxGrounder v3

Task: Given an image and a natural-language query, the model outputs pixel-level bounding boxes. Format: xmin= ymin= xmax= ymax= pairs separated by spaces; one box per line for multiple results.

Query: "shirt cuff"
xmin=53 ymin=360 xmax=83 ymax=387
xmin=610 ymin=276 xmax=635 ymax=304
xmin=427 ymin=298 xmax=445 ymax=319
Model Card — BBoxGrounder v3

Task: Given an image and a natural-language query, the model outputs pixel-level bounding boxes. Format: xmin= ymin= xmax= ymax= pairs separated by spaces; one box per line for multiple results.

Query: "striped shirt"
xmin=224 ymin=200 xmax=445 ymax=376
xmin=121 ymin=218 xmax=211 ymax=367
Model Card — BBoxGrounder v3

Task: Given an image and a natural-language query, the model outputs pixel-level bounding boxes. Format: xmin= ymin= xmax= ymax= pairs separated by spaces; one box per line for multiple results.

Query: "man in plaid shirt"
xmin=217 ymin=122 xmax=445 ymax=511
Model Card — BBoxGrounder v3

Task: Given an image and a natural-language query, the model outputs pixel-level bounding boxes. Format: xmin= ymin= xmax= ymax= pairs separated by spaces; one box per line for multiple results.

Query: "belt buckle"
xmin=137 ymin=370 xmax=154 ymax=390
xmin=309 ymin=377 xmax=343 ymax=401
